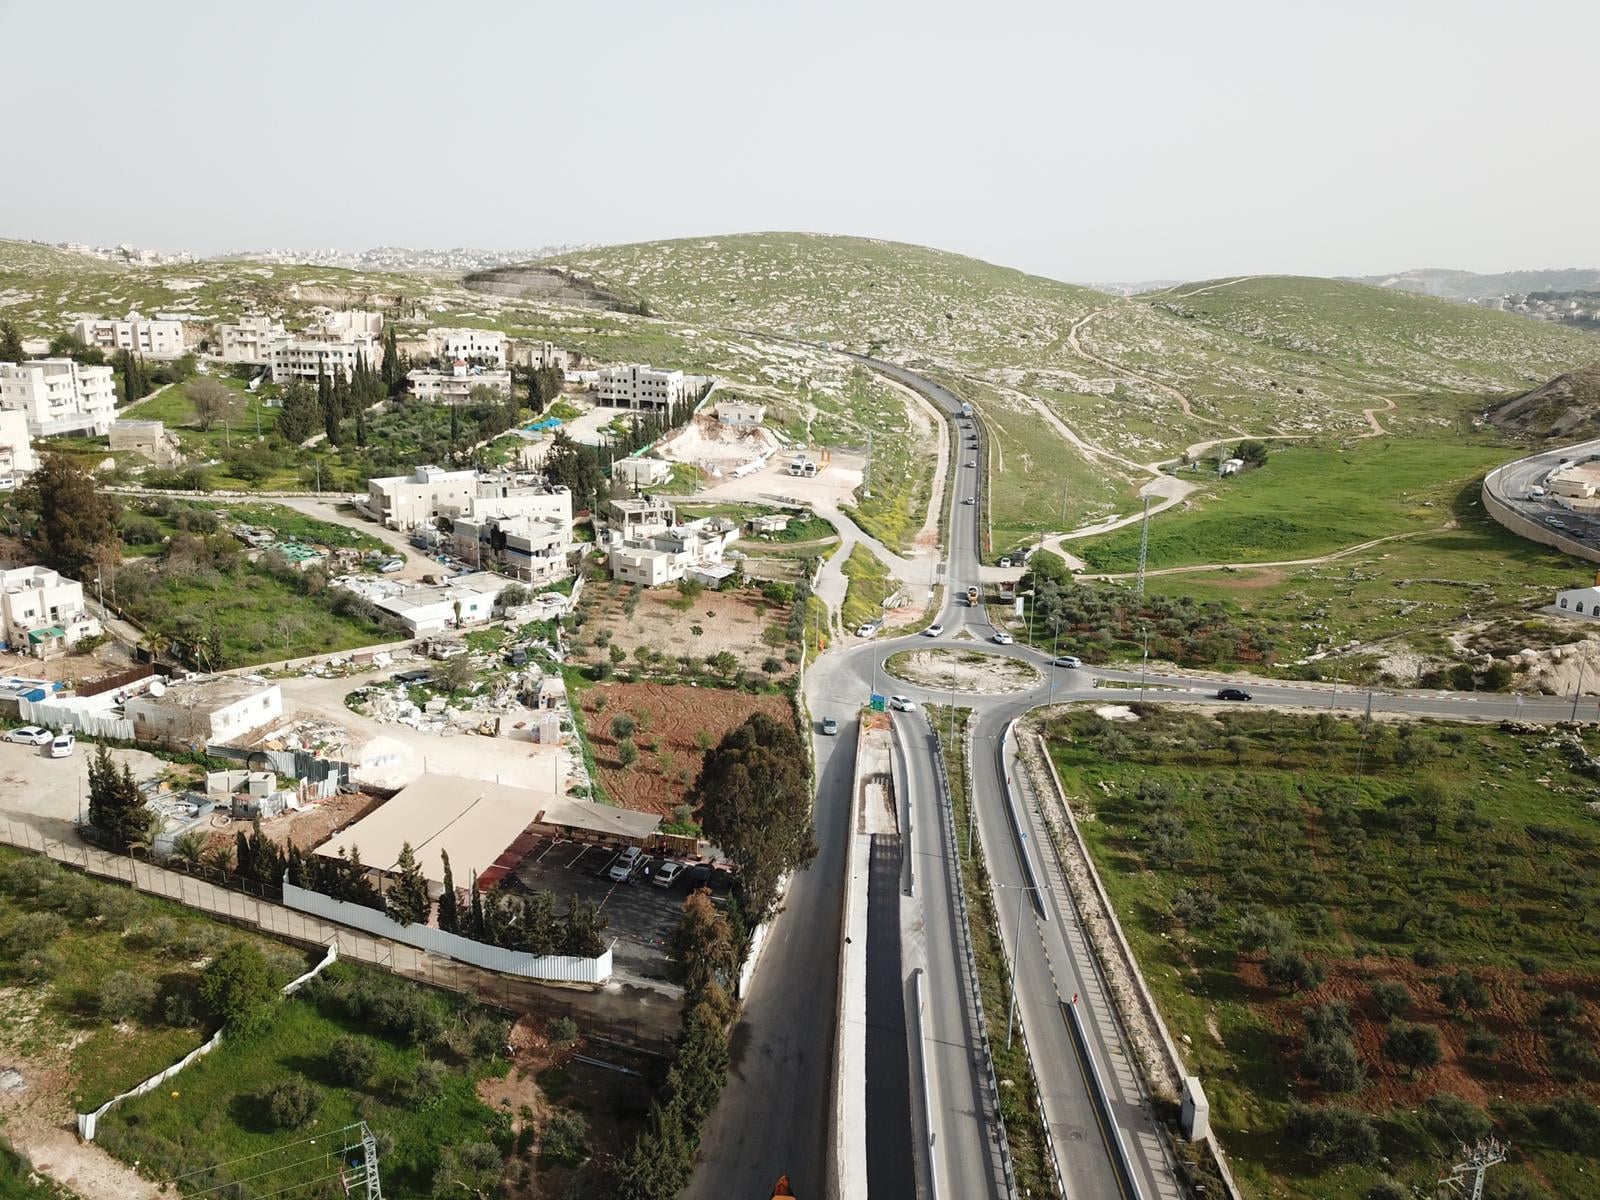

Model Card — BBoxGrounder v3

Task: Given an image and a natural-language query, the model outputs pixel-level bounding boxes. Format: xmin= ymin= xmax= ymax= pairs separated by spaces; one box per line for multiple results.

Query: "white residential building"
xmin=429 ymin=328 xmax=506 ymax=367
xmin=364 ymin=465 xmax=478 ymax=531
xmin=126 ymin=676 xmax=283 ymax=746
xmin=612 ymin=457 xmax=672 ymax=488
xmin=715 ymin=400 xmax=766 ymax=427
xmin=72 ymin=312 xmax=188 ymax=359
xmin=595 ymin=363 xmax=685 ymax=411
xmin=408 ymin=361 xmax=512 ymax=404
xmin=601 ymin=498 xmax=739 ymax=587
xmin=373 ymin=572 xmax=512 ymax=636
xmin=267 ymin=331 xmax=383 ymax=383
xmin=0 ymin=566 xmax=102 ymax=658
xmin=0 ymin=358 xmax=118 ymax=436
xmin=217 ymin=316 xmax=287 ymax=365
xmin=0 ymin=410 xmax=38 ymax=487
xmin=455 ymin=476 xmax=572 ymax=527
xmin=452 ymin=511 xmax=571 ymax=585
xmin=511 ymin=340 xmax=571 ymax=371
xmin=308 ymin=308 xmax=384 ymax=336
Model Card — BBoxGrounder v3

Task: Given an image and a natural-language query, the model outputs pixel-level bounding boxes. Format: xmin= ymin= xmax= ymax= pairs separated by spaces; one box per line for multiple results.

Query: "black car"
xmin=1216 ymin=687 xmax=1253 ymax=702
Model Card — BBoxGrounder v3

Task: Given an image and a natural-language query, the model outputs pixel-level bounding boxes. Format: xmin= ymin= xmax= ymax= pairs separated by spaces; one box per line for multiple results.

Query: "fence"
xmin=17 ymin=694 xmax=133 ymax=740
xmin=282 ymin=879 xmax=613 ymax=984
xmin=78 ymin=945 xmax=338 ymax=1140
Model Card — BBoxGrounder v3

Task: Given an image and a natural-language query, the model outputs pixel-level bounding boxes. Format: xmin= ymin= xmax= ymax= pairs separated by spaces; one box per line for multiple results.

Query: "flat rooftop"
xmin=135 ymin=675 xmax=273 ymax=710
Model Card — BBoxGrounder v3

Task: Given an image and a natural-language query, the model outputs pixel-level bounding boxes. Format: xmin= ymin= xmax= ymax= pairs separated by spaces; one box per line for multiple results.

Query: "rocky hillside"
xmin=1484 ymin=361 xmax=1600 ymax=440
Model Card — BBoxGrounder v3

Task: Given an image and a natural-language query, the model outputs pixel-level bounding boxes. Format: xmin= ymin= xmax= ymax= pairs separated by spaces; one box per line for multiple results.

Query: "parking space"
xmin=506 ymin=836 xmax=730 ymax=983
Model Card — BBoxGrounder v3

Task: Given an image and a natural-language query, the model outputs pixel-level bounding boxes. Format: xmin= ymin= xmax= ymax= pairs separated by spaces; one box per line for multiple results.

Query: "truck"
xmin=965 ymin=585 xmax=980 ymax=606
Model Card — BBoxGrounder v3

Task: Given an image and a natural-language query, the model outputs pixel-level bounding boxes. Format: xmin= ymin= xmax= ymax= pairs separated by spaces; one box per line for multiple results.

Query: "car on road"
xmin=49 ymin=733 xmax=75 ymax=758
xmin=1054 ymin=655 xmax=1082 ymax=668
xmin=651 ymin=860 xmax=685 ymax=889
xmin=5 ymin=726 xmax=53 ymax=746
xmin=924 ymin=623 xmax=945 ymax=637
xmin=967 ymin=460 xmax=977 ymax=467
xmin=962 ymin=497 xmax=976 ymax=505
xmin=855 ymin=623 xmax=876 ymax=637
xmin=889 ymin=695 xmax=917 ymax=712
xmin=606 ymin=845 xmax=643 ymax=882
xmin=379 ymin=558 xmax=405 ymax=573
xmin=998 ymin=556 xmax=1013 ymax=568
xmin=820 ymin=716 xmax=839 ymax=735
xmin=991 ymin=632 xmax=1014 ymax=645
xmin=1216 ymin=687 xmax=1253 ymax=702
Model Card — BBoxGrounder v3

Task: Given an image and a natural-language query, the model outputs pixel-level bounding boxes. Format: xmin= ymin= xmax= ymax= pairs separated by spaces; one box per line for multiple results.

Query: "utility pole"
xmin=1000 ymin=878 xmax=1039 ymax=1050
xmin=1135 ymin=495 xmax=1152 ymax=601
xmin=1572 ymin=659 xmax=1586 ymax=722
xmin=1352 ymin=689 xmax=1374 ymax=803
xmin=1438 ymin=1139 xmax=1507 ymax=1200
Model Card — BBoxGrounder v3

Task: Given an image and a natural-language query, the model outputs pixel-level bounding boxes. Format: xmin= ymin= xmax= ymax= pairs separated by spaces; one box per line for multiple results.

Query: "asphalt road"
xmin=1487 ymin=435 xmax=1600 ymax=547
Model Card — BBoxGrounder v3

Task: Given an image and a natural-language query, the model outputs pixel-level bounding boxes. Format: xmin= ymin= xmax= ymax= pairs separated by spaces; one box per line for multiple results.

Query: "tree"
xmin=386 ymin=842 xmax=431 ymax=928
xmin=669 ymin=889 xmax=738 ymax=996
xmin=694 ymin=712 xmax=816 ymax=923
xmin=617 ymin=737 xmax=639 ymax=768
xmin=1302 ymin=1032 xmax=1367 ymax=1093
xmin=328 ymin=1034 xmax=379 ymax=1087
xmin=430 ymin=1141 xmax=501 ymax=1199
xmin=187 ymin=377 xmax=233 ymax=431
xmin=49 ymin=332 xmax=103 ymax=364
xmin=261 ymin=1075 xmax=320 ymax=1129
xmin=1236 ymin=439 xmax=1269 ymax=468
xmin=540 ymin=1108 xmax=589 ymax=1164
xmin=438 ymin=850 xmax=459 ymax=935
xmin=1370 ymin=979 xmax=1411 ymax=1018
xmin=469 ymin=871 xmax=485 ymax=939
xmin=1383 ymin=1020 xmax=1443 ymax=1076
xmin=98 ymin=970 xmax=159 ymax=1022
xmin=1263 ymin=947 xmax=1325 ymax=992
xmin=199 ymin=940 xmax=278 ymax=1035
xmin=87 ymin=743 xmax=154 ymax=851
xmin=1439 ymin=968 xmax=1489 ymax=1012
xmin=1422 ymin=1093 xmax=1492 ymax=1143
xmin=16 ymin=454 xmax=121 ymax=576
xmin=275 ymin=381 xmax=321 ymax=443
xmin=1286 ymin=1102 xmax=1379 ymax=1164
xmin=0 ymin=319 xmax=25 ymax=363
xmin=610 ymin=713 xmax=638 ymax=739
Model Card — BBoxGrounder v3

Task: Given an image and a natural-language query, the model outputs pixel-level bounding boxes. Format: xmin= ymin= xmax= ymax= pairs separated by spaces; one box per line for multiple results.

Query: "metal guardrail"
xmin=911 ymin=968 xmax=939 ymax=1200
xmin=1063 ymin=998 xmax=1144 ymax=1200
xmin=923 ymin=711 xmax=1018 ymax=1200
xmin=994 ymin=719 xmax=1049 ymax=921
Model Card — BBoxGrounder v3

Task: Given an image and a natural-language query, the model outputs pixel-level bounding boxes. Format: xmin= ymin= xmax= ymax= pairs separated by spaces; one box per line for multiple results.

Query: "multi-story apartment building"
xmin=307 ymin=308 xmax=384 ymax=336
xmin=72 ymin=312 xmax=188 ymax=359
xmin=0 ymin=566 xmax=102 ymax=658
xmin=451 ymin=511 xmax=571 ymax=585
xmin=407 ymin=361 xmax=512 ymax=404
xmin=217 ymin=316 xmax=287 ymax=365
xmin=0 ymin=358 xmax=117 ymax=436
xmin=0 ymin=411 xmax=38 ymax=488
xmin=363 ymin=465 xmax=480 ymax=531
xmin=266 ymin=332 xmax=383 ymax=383
xmin=429 ymin=328 xmax=506 ymax=367
xmin=595 ymin=364 xmax=685 ymax=411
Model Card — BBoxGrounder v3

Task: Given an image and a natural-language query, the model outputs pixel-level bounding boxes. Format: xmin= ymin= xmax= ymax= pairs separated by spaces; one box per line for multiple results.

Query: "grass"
xmin=1075 ymin=439 xmax=1513 ymax=573
xmin=225 ymin=503 xmax=387 ymax=553
xmin=100 ymin=962 xmax=510 ymax=1199
xmin=1044 ymin=704 xmax=1600 ymax=1198
xmin=840 ymin=543 xmax=893 ymax=631
xmin=927 ymin=704 xmax=1056 ymax=1198
xmin=0 ymin=847 xmax=310 ymax=1113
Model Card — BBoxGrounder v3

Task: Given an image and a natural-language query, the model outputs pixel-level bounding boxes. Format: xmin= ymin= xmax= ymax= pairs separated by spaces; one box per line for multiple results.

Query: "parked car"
xmin=651 ymin=860 xmax=685 ymax=889
xmin=379 ymin=558 xmax=405 ymax=573
xmin=855 ymin=623 xmax=876 ymax=638
xmin=5 ymin=725 xmax=52 ymax=746
xmin=889 ymin=695 xmax=917 ymax=712
xmin=924 ymin=623 xmax=945 ymax=637
xmin=1053 ymin=655 xmax=1082 ymax=668
xmin=991 ymin=632 xmax=1014 ymax=645
xmin=606 ymin=845 xmax=643 ymax=882
xmin=967 ymin=460 xmax=977 ymax=467
xmin=682 ymin=862 xmax=714 ymax=889
xmin=821 ymin=716 xmax=839 ymax=735
xmin=49 ymin=733 xmax=75 ymax=758
xmin=998 ymin=557 xmax=1012 ymax=568
xmin=1216 ymin=687 xmax=1253 ymax=702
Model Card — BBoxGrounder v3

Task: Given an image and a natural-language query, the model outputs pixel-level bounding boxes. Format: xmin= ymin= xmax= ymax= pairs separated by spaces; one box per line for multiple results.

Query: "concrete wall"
xmin=1483 ymin=463 xmax=1600 ymax=565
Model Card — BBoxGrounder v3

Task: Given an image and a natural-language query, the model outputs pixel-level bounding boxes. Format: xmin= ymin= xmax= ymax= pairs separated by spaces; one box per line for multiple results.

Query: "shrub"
xmin=1541 ymin=1093 xmax=1600 ymax=1141
xmin=1439 ymin=969 xmax=1490 ymax=1012
xmin=1368 ymin=1180 xmax=1408 ymax=1200
xmin=1303 ymin=1001 xmax=1354 ymax=1043
xmin=1542 ymin=991 xmax=1582 ymax=1023
xmin=1369 ymin=980 xmax=1411 ymax=1019
xmin=328 ymin=1034 xmax=379 ymax=1087
xmin=1465 ymin=1025 xmax=1502 ymax=1058
xmin=199 ymin=941 xmax=278 ymax=1035
xmin=547 ymin=1016 xmax=579 ymax=1045
xmin=1286 ymin=1102 xmax=1379 ymax=1164
xmin=1263 ymin=948 xmax=1325 ymax=992
xmin=610 ymin=713 xmax=637 ymax=739
xmin=261 ymin=1075 xmax=320 ymax=1129
xmin=540 ymin=1109 xmax=589 ymax=1165
xmin=1237 ymin=907 xmax=1290 ymax=952
xmin=98 ymin=971 xmax=159 ymax=1023
xmin=1383 ymin=1020 xmax=1443 ymax=1076
xmin=1170 ymin=888 xmax=1220 ymax=929
xmin=1412 ymin=945 xmax=1443 ymax=968
xmin=1423 ymin=1093 xmax=1492 ymax=1143
xmin=4 ymin=911 xmax=66 ymax=955
xmin=1302 ymin=1034 xmax=1367 ymax=1093
xmin=403 ymin=1059 xmax=448 ymax=1106
xmin=431 ymin=1141 xmax=501 ymax=1199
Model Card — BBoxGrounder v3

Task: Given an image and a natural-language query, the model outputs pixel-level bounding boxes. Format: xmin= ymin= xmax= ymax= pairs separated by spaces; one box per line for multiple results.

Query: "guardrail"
xmin=911 ymin=967 xmax=939 ymax=1200
xmin=993 ymin=719 xmax=1049 ymax=921
xmin=1482 ymin=461 xmax=1600 ymax=565
xmin=924 ymin=711 xmax=1018 ymax=1200
xmin=1063 ymin=997 xmax=1144 ymax=1199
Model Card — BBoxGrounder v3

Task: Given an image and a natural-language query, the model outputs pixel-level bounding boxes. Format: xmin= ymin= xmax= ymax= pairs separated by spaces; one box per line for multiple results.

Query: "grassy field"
xmin=0 ymin=848 xmax=309 ymax=1112
xmin=1044 ymin=704 xmax=1600 ymax=1198
xmin=840 ymin=543 xmax=894 ymax=631
xmin=101 ymin=961 xmax=511 ymax=1198
xmin=1075 ymin=438 xmax=1514 ymax=573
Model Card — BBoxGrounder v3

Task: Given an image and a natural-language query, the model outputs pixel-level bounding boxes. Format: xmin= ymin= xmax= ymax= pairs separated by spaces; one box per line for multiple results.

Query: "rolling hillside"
xmin=1485 ymin=360 xmax=1600 ymax=440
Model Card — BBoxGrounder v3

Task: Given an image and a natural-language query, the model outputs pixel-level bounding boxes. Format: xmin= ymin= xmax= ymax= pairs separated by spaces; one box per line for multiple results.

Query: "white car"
xmin=6 ymin=725 xmax=53 ymax=746
xmin=889 ymin=695 xmax=917 ymax=712
xmin=379 ymin=558 xmax=405 ymax=573
xmin=651 ymin=860 xmax=685 ymax=889
xmin=967 ymin=461 xmax=977 ymax=467
xmin=924 ymin=623 xmax=945 ymax=637
xmin=607 ymin=845 xmax=643 ymax=882
xmin=962 ymin=498 xmax=976 ymax=506
xmin=992 ymin=632 xmax=1015 ymax=645
xmin=49 ymin=733 xmax=75 ymax=759
xmin=856 ymin=623 xmax=876 ymax=638
xmin=1054 ymin=655 xmax=1083 ymax=668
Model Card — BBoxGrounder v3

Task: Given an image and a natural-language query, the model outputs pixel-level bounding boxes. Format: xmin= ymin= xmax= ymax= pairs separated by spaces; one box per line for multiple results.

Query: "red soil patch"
xmin=1242 ymin=955 xmax=1600 ymax=1110
xmin=581 ymin=682 xmax=791 ymax=816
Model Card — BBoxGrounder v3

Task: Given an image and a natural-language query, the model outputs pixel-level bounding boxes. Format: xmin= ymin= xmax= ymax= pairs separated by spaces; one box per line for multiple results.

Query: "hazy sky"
xmin=3 ymin=0 xmax=1596 ymax=283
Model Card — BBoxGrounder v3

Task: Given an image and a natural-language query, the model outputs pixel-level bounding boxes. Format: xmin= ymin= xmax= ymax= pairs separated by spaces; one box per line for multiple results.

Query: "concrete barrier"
xmin=1483 ymin=463 xmax=1600 ymax=564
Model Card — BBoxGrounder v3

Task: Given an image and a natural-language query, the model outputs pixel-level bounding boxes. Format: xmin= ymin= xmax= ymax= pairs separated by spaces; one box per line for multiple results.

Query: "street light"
xmin=1139 ymin=623 xmax=1150 ymax=698
xmin=998 ymin=877 xmax=1044 ymax=1050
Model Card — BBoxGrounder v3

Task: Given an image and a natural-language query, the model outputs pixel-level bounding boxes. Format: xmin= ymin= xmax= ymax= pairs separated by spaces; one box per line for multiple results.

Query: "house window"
xmin=1579 ymin=602 xmax=1586 ymax=614
xmin=1562 ymin=598 xmax=1569 ymax=608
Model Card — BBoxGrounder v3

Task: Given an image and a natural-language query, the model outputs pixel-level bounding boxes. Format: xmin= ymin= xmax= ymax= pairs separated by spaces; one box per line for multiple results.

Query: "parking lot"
xmin=505 ymin=836 xmax=732 ymax=984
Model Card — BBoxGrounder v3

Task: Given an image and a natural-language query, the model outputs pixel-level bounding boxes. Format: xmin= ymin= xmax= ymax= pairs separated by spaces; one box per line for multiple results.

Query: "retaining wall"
xmin=1483 ymin=464 xmax=1600 ymax=564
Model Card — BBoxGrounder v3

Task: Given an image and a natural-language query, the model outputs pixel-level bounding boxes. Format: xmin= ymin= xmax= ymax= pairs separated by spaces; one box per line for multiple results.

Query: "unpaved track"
xmin=1065 ymin=308 xmax=1216 ymax=424
xmin=1078 ymin=526 xmax=1446 ymax=581
xmin=1361 ymin=396 xmax=1398 ymax=437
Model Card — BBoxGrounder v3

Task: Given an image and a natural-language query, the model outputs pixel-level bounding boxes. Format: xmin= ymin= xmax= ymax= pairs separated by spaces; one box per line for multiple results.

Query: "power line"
xmin=164 ymin=1123 xmax=363 ymax=1184
xmin=181 ymin=1135 xmax=366 ymax=1200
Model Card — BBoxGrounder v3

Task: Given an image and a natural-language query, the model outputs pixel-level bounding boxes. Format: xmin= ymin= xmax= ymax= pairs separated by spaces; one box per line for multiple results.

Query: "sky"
xmin=2 ymin=0 xmax=1597 ymax=283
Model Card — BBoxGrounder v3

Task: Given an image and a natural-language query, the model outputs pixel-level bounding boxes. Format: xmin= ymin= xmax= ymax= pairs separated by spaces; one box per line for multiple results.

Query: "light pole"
xmin=999 ymin=876 xmax=1043 ymax=1050
xmin=1139 ymin=623 xmax=1150 ymax=698
xmin=1572 ymin=660 xmax=1586 ymax=722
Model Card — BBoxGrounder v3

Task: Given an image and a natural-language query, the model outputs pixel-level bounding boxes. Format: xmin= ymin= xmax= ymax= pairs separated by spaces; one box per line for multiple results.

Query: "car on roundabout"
xmin=1053 ymin=655 xmax=1082 ymax=668
xmin=991 ymin=632 xmax=1014 ymax=645
xmin=889 ymin=695 xmax=917 ymax=712
xmin=924 ymin=623 xmax=944 ymax=637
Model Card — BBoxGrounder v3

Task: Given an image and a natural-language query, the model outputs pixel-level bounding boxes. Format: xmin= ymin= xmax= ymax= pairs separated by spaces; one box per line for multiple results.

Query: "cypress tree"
xmin=438 ymin=851 xmax=458 ymax=934
xmin=0 ymin=319 xmax=24 ymax=364
xmin=355 ymin=404 xmax=367 ymax=447
xmin=385 ymin=841 xmax=431 ymax=927
xmin=469 ymin=870 xmax=484 ymax=939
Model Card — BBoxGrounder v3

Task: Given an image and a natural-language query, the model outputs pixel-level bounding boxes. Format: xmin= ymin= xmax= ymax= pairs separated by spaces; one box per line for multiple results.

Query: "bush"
xmin=1370 ymin=980 xmax=1411 ymax=1019
xmin=610 ymin=713 xmax=637 ymax=739
xmin=1302 ymin=1033 xmax=1367 ymax=1093
xmin=1383 ymin=1020 xmax=1443 ymax=1075
xmin=1466 ymin=1025 xmax=1502 ymax=1058
xmin=539 ymin=1108 xmax=589 ymax=1165
xmin=4 ymin=911 xmax=66 ymax=954
xmin=1286 ymin=1102 xmax=1379 ymax=1164
xmin=1263 ymin=948 xmax=1325 ymax=992
xmin=431 ymin=1141 xmax=501 ymax=1199
xmin=547 ymin=1016 xmax=579 ymax=1045
xmin=1542 ymin=991 xmax=1582 ymax=1023
xmin=1540 ymin=1093 xmax=1600 ymax=1141
xmin=261 ymin=1075 xmax=320 ymax=1129
xmin=403 ymin=1059 xmax=448 ymax=1107
xmin=1439 ymin=969 xmax=1490 ymax=1012
xmin=1368 ymin=1180 xmax=1408 ymax=1200
xmin=328 ymin=1034 xmax=379 ymax=1087
xmin=98 ymin=971 xmax=159 ymax=1023
xmin=199 ymin=941 xmax=278 ymax=1035
xmin=1423 ymin=1093 xmax=1492 ymax=1143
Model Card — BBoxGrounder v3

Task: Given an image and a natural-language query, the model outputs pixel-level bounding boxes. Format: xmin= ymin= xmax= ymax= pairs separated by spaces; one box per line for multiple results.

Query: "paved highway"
xmin=1486 ymin=435 xmax=1600 ymax=549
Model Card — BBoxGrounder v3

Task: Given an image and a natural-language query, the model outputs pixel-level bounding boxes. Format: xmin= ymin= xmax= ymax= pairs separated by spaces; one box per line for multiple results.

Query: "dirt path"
xmin=1079 ymin=525 xmax=1446 ymax=581
xmin=0 ymin=1058 xmax=161 ymax=1200
xmin=1162 ymin=275 xmax=1260 ymax=300
xmin=879 ymin=373 xmax=950 ymax=554
xmin=1360 ymin=395 xmax=1398 ymax=437
xmin=1065 ymin=308 xmax=1217 ymax=425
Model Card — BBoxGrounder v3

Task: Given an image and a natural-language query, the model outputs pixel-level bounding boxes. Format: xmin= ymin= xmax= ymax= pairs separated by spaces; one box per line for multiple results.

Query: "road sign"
xmin=870 ymin=693 xmax=886 ymax=712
